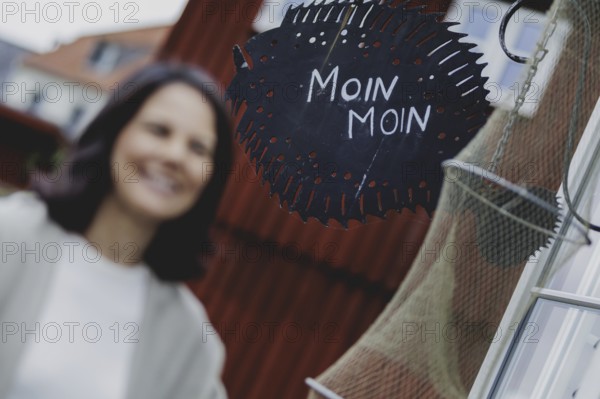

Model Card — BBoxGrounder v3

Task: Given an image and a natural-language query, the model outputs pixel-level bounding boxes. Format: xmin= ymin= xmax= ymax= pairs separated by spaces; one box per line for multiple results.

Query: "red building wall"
xmin=0 ymin=105 xmax=63 ymax=188
xmin=157 ymin=1 xmax=440 ymax=398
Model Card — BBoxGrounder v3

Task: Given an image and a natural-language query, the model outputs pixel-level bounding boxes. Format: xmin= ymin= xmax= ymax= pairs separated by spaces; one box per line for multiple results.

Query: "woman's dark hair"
xmin=33 ymin=62 xmax=233 ymax=281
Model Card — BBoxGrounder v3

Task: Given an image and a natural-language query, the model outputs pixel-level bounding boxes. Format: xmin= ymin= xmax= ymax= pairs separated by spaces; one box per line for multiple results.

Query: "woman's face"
xmin=110 ymin=82 xmax=218 ymax=223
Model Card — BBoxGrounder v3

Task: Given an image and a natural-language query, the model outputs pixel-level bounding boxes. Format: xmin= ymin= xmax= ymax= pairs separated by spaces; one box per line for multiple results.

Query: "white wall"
xmin=2 ymin=65 xmax=107 ymax=140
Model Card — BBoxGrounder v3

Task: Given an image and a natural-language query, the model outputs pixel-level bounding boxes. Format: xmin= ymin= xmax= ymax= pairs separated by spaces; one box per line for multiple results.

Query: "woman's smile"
xmin=139 ymin=166 xmax=183 ymax=196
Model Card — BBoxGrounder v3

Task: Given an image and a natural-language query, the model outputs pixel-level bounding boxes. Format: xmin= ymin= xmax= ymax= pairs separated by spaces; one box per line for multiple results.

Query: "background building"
xmin=2 ymin=26 xmax=169 ymax=140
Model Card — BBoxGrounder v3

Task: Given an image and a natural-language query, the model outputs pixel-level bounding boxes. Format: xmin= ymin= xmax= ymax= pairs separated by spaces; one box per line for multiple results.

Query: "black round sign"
xmin=227 ymin=1 xmax=489 ymax=226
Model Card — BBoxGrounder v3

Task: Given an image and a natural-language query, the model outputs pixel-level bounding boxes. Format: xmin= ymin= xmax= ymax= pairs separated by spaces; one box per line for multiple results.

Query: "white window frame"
xmin=469 ymin=96 xmax=600 ymax=398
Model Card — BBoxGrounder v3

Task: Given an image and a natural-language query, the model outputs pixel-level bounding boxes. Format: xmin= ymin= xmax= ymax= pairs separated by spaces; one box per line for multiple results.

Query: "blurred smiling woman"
xmin=0 ymin=63 xmax=233 ymax=399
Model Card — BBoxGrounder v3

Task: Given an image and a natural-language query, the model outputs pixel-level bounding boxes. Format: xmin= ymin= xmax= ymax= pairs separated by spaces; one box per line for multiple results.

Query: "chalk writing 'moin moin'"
xmin=307 ymin=66 xmax=432 ymax=139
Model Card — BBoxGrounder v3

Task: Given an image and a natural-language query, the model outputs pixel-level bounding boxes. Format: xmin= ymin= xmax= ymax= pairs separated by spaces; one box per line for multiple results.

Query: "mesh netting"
xmin=307 ymin=0 xmax=600 ymax=397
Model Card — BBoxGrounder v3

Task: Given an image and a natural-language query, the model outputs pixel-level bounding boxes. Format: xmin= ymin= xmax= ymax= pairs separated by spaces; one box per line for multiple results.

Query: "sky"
xmin=0 ymin=0 xmax=188 ymax=52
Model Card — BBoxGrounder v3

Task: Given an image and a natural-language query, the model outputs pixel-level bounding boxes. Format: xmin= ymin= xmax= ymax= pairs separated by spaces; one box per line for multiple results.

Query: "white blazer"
xmin=0 ymin=191 xmax=227 ymax=399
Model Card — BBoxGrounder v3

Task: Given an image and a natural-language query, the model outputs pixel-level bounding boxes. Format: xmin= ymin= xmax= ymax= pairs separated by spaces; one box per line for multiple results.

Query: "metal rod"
xmin=531 ymin=287 xmax=600 ymax=311
xmin=305 ymin=378 xmax=345 ymax=399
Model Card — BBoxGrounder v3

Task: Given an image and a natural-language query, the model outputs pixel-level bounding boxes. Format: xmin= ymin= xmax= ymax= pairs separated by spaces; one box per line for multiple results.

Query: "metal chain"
xmin=489 ymin=1 xmax=561 ymax=174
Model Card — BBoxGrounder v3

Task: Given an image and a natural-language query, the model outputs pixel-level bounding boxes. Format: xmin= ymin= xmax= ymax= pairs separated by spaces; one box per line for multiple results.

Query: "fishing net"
xmin=307 ymin=0 xmax=600 ymax=397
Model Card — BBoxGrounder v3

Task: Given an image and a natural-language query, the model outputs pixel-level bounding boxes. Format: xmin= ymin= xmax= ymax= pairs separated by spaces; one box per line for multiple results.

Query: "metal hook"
xmin=499 ymin=0 xmax=529 ymax=64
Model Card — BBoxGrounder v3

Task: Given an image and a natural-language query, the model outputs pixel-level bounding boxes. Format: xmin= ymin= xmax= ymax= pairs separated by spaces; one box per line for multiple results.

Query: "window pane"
xmin=515 ymin=24 xmax=541 ymax=53
xmin=464 ymin=8 xmax=491 ymax=40
xmin=493 ymin=299 xmax=600 ymax=398
xmin=499 ymin=62 xmax=525 ymax=89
